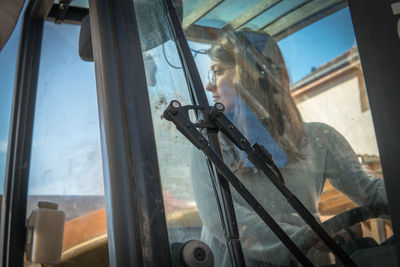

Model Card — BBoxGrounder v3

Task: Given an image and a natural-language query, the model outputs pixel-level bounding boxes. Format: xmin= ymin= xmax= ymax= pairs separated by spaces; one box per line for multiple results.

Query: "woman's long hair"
xmin=208 ymin=30 xmax=305 ymax=161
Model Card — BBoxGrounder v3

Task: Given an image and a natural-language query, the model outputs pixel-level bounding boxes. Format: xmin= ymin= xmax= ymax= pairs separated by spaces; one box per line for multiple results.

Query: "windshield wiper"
xmin=163 ymin=101 xmax=358 ymax=267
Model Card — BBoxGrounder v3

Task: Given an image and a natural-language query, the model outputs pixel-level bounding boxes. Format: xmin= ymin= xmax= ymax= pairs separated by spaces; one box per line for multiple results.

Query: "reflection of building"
xmin=292 ymin=46 xmax=378 ymax=156
xmin=291 ymin=47 xmax=390 ymax=241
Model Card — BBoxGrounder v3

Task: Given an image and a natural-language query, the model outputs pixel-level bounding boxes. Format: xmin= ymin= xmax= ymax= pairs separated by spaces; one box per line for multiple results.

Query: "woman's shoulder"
xmin=303 ymin=122 xmax=340 ymax=136
xmin=302 ymin=122 xmax=346 ymax=144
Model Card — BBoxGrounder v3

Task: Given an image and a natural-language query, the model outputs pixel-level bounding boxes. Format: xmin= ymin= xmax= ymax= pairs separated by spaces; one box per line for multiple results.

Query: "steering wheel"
xmin=301 ymin=202 xmax=391 ymax=253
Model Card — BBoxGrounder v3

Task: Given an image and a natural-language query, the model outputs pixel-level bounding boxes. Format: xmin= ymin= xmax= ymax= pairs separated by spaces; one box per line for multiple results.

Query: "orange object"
xmin=62 ymin=208 xmax=107 ymax=251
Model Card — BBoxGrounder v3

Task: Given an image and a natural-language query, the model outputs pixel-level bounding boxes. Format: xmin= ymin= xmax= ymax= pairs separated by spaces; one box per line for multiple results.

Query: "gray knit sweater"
xmin=190 ymin=122 xmax=387 ymax=266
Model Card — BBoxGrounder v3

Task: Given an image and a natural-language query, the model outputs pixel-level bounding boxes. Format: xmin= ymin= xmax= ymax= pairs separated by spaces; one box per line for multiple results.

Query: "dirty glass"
xmin=132 ymin=0 xmax=233 ymax=265
xmin=175 ymin=0 xmax=394 ymax=266
xmin=25 ymin=21 xmax=108 ymax=266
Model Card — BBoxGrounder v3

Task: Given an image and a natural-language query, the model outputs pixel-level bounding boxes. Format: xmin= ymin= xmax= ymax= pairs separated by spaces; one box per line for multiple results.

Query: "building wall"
xmin=294 ymin=71 xmax=380 ymax=156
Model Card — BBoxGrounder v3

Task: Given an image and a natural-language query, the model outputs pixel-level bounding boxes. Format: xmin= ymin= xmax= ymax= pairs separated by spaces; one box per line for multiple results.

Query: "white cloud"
xmin=0 ymin=140 xmax=8 ymax=152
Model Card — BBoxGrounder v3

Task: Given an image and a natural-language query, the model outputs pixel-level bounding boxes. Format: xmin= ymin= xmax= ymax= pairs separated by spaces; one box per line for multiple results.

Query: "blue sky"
xmin=0 ymin=21 xmax=103 ymax=195
xmin=0 ymin=17 xmax=20 ymax=188
xmin=0 ymin=7 xmax=357 ymax=194
xmin=279 ymin=8 xmax=356 ymax=83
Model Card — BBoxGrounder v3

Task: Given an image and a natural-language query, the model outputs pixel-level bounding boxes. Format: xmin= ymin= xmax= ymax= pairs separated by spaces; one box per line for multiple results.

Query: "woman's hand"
xmin=314 ymin=223 xmax=363 ymax=252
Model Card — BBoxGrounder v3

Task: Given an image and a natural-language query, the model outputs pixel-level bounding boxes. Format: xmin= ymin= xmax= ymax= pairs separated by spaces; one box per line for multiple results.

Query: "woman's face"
xmin=206 ymin=60 xmax=237 ymax=112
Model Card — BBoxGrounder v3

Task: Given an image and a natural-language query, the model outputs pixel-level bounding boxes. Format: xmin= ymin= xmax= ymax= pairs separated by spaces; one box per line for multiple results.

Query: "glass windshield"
xmin=37 ymin=1 xmax=394 ymax=266
xmin=14 ymin=0 xmax=394 ymax=266
xmin=165 ymin=0 xmax=394 ymax=266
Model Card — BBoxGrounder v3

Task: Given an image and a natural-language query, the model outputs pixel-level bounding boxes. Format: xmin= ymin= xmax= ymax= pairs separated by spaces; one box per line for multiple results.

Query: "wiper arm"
xmin=164 ymin=100 xmax=358 ymax=267
xmin=164 ymin=101 xmax=311 ymax=266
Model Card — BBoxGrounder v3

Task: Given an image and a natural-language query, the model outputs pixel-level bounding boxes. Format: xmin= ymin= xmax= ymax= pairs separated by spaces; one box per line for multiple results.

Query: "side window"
xmin=26 ymin=21 xmax=108 ymax=264
xmin=0 ymin=16 xmax=22 ymax=196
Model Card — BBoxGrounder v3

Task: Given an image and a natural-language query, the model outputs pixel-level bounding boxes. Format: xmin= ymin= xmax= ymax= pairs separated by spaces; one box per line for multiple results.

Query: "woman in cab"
xmin=190 ymin=30 xmax=387 ymax=266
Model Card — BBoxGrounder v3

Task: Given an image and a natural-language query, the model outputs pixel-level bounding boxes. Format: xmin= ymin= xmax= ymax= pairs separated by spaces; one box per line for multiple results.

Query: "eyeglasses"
xmin=207 ymin=68 xmax=231 ymax=86
xmin=208 ymin=69 xmax=217 ymax=87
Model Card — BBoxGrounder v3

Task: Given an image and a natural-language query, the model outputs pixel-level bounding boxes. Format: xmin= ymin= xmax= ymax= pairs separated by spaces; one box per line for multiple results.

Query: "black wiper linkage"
xmin=163 ymin=100 xmax=357 ymax=267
